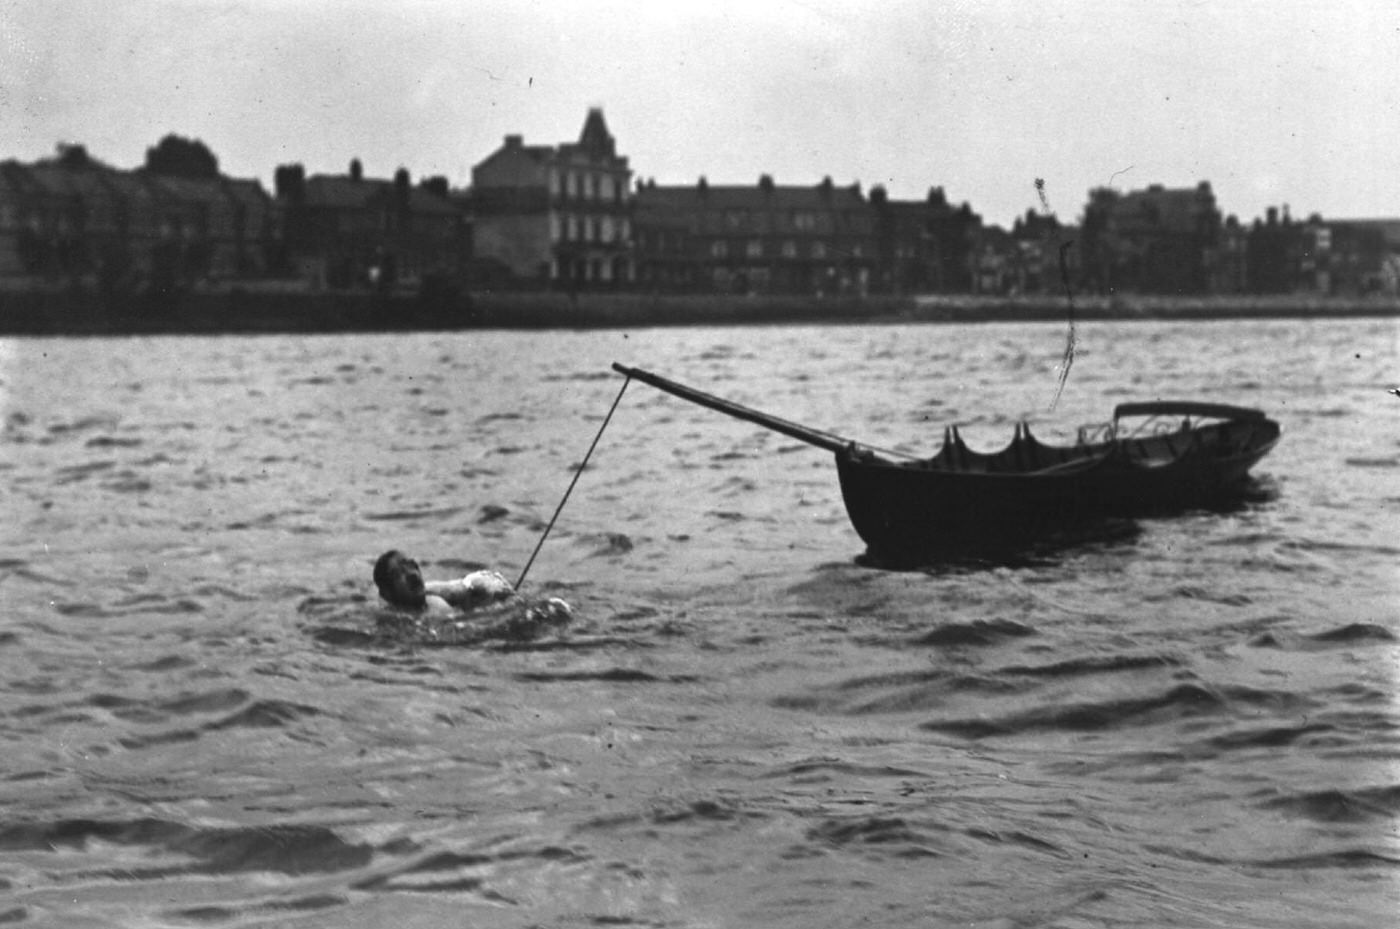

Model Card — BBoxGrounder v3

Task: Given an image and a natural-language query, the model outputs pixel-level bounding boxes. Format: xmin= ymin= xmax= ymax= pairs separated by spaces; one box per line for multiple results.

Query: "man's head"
xmin=374 ymin=550 xmax=426 ymax=609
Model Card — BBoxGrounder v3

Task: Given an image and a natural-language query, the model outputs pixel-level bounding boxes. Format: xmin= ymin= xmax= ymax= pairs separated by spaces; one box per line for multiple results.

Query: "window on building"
xmin=711 ymin=240 xmax=728 ymax=259
xmin=781 ymin=240 xmax=797 ymax=258
xmin=793 ymin=211 xmax=817 ymax=232
xmin=600 ymin=175 xmax=614 ymax=201
xmin=549 ymin=213 xmax=561 ymax=242
xmin=566 ymin=173 xmax=578 ymax=199
xmin=811 ymin=241 xmax=826 ymax=259
xmin=601 ymin=216 xmax=614 ymax=243
xmin=567 ymin=215 xmax=578 ymax=241
xmin=746 ymin=239 xmax=763 ymax=258
xmin=725 ymin=210 xmax=745 ymax=230
xmin=549 ymin=169 xmax=561 ymax=197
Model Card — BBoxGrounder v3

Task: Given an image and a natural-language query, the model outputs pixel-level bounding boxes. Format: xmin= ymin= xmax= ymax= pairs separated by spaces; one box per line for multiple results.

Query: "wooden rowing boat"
xmin=612 ymin=363 xmax=1281 ymax=562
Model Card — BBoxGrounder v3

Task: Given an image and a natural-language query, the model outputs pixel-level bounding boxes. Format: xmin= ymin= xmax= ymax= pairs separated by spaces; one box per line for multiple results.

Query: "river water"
xmin=0 ymin=317 xmax=1396 ymax=928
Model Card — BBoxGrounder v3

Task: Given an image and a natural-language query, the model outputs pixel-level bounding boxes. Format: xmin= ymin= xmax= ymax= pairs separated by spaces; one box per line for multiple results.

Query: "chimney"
xmin=504 ymin=134 xmax=523 ymax=148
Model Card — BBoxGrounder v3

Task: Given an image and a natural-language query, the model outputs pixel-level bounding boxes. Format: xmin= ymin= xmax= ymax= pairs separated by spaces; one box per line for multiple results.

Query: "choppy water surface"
xmin=1 ymin=318 xmax=1397 ymax=928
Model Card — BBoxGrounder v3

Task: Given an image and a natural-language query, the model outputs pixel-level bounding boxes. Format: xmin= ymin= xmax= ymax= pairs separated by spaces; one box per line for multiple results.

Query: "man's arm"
xmin=424 ymin=570 xmax=516 ymax=610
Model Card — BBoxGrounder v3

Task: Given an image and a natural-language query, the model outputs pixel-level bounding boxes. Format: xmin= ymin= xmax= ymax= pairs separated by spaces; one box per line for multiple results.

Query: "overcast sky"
xmin=4 ymin=0 xmax=1397 ymax=227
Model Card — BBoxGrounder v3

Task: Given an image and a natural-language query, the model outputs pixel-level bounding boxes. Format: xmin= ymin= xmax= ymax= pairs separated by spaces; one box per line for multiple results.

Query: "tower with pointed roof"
xmin=470 ymin=108 xmax=632 ymax=287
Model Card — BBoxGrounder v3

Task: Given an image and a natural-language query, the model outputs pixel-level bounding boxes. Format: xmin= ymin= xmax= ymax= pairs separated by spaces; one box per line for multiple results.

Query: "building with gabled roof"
xmin=470 ymin=108 xmax=633 ymax=288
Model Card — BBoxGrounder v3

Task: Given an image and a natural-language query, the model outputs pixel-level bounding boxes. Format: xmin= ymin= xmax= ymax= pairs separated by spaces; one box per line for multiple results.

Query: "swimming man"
xmin=372 ymin=550 xmax=572 ymax=641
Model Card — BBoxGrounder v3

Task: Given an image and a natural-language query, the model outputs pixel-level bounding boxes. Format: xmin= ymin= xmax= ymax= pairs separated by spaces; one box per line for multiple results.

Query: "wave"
xmin=78 ymin=689 xmax=325 ymax=750
xmin=353 ymin=843 xmax=587 ymax=897
xmin=1307 ymin=622 xmax=1396 ymax=644
xmin=168 ymin=892 xmax=348 ymax=923
xmin=1251 ymin=622 xmax=1397 ymax=650
xmin=1258 ymin=784 xmax=1400 ymax=823
xmin=1201 ymin=722 xmax=1339 ymax=752
xmin=561 ymin=531 xmax=636 ymax=557
xmin=0 ymin=817 xmax=373 ymax=877
xmin=920 ymin=682 xmax=1254 ymax=739
xmin=913 ymin=618 xmax=1037 ymax=646
xmin=806 ymin=815 xmax=937 ymax=853
xmin=54 ymin=459 xmax=116 ymax=484
xmin=206 ymin=699 xmax=323 ymax=730
xmin=44 ymin=414 xmax=122 ymax=436
xmin=1246 ymin=848 xmax=1400 ymax=870
xmin=363 ymin=506 xmax=465 ymax=522
xmin=761 ymin=758 xmax=930 ymax=781
xmin=51 ymin=597 xmax=204 ymax=618
xmin=156 ymin=688 xmax=252 ymax=716
xmin=799 ymin=813 xmax=1069 ymax=862
xmin=514 ymin=667 xmax=697 ymax=684
xmin=1145 ymin=585 xmax=1252 ymax=607
xmin=84 ymin=435 xmax=142 ymax=449
xmin=1344 ymin=456 xmax=1399 ymax=468
xmin=650 ymin=797 xmax=757 ymax=825
xmin=995 ymin=653 xmax=1184 ymax=678
xmin=772 ymin=665 xmax=1023 ymax=715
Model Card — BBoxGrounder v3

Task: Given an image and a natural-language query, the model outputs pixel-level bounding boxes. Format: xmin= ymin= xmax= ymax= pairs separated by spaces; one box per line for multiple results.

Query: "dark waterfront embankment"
xmin=1 ymin=286 xmax=1396 ymax=336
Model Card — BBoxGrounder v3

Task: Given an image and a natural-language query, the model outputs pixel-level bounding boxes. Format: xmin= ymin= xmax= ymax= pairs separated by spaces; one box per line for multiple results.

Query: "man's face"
xmin=386 ymin=554 xmax=426 ymax=607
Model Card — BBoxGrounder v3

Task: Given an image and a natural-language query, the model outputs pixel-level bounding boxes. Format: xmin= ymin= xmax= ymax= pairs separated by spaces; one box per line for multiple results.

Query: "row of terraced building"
xmin=3 ymin=109 xmax=1397 ymax=299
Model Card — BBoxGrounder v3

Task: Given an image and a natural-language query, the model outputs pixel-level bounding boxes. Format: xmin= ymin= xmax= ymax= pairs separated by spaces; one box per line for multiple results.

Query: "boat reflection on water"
xmin=853 ymin=515 xmax=1146 ymax=572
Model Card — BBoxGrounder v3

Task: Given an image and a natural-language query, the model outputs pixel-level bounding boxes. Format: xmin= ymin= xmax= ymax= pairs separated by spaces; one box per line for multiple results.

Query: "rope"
xmin=515 ymin=374 xmax=631 ymax=591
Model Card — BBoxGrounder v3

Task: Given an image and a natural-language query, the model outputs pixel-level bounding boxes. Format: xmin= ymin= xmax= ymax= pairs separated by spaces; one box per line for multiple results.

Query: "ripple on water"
xmin=1256 ymin=784 xmax=1400 ymax=824
xmin=0 ymin=817 xmax=374 ymax=877
xmin=913 ymin=618 xmax=1038 ymax=647
xmin=1250 ymin=622 xmax=1397 ymax=650
xmin=918 ymin=681 xmax=1302 ymax=740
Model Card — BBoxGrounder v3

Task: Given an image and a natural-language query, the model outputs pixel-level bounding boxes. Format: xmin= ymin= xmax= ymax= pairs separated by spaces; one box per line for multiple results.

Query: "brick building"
xmin=633 ymin=175 xmax=875 ymax=295
xmin=275 ymin=161 xmax=466 ymax=289
xmin=470 ymin=108 xmax=633 ymax=288
xmin=1324 ymin=219 xmax=1400 ymax=295
xmin=1080 ymin=181 xmax=1222 ymax=294
xmin=0 ymin=144 xmax=275 ymax=289
xmin=868 ymin=186 xmax=981 ymax=294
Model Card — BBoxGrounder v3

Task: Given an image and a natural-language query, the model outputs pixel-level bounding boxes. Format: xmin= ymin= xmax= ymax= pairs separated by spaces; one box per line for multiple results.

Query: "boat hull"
xmin=835 ymin=418 xmax=1280 ymax=561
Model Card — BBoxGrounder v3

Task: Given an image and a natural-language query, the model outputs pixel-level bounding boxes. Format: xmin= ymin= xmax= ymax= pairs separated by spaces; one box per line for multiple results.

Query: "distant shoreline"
xmin=0 ymin=286 xmax=1395 ymax=337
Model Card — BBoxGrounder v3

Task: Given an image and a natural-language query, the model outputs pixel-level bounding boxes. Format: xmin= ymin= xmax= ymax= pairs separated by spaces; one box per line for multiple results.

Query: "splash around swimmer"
xmin=372 ymin=550 xmax=572 ymax=642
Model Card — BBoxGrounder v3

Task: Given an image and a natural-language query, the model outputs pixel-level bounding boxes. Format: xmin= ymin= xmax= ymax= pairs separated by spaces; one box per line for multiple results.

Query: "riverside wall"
xmin=1 ymin=286 xmax=1396 ymax=337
